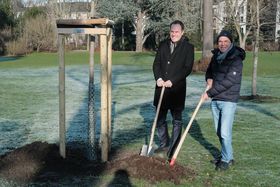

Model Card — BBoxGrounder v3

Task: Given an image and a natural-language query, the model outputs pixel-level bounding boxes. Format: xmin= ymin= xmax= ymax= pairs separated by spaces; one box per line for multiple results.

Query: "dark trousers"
xmin=157 ymin=108 xmax=182 ymax=158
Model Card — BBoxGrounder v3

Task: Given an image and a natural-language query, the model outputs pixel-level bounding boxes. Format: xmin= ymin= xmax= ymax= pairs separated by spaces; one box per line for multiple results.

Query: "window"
xmin=240 ymin=6 xmax=244 ymax=14
xmin=214 ymin=8 xmax=217 ymax=15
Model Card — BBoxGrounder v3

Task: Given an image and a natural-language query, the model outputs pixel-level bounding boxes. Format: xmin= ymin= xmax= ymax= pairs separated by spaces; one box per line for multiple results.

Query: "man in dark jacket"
xmin=153 ymin=20 xmax=194 ymax=159
xmin=202 ymin=30 xmax=246 ymax=171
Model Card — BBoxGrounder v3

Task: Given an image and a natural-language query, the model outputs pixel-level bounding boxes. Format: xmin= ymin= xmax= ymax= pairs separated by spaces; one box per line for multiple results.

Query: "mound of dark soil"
xmin=105 ymin=154 xmax=195 ymax=184
xmin=0 ymin=141 xmax=196 ymax=185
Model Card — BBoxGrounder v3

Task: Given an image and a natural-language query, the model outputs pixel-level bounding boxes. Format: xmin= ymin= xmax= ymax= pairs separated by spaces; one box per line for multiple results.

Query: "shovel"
xmin=169 ymin=86 xmax=209 ymax=166
xmin=140 ymin=86 xmax=165 ymax=156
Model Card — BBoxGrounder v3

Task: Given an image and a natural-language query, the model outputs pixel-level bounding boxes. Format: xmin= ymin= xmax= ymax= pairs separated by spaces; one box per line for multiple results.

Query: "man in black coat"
xmin=153 ymin=20 xmax=194 ymax=159
xmin=202 ymin=30 xmax=245 ymax=171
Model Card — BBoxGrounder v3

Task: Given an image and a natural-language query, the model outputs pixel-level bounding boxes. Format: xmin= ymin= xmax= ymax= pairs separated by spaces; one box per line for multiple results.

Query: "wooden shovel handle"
xmin=148 ymin=86 xmax=165 ymax=153
xmin=170 ymin=86 xmax=209 ymax=166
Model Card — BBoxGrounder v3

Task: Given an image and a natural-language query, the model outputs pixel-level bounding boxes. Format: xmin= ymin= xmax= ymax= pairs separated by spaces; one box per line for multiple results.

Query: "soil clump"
xmin=0 ymin=141 xmax=196 ymax=185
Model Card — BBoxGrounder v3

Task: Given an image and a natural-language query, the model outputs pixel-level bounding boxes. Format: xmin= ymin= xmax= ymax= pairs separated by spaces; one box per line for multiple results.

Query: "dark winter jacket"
xmin=205 ymin=45 xmax=246 ymax=102
xmin=153 ymin=37 xmax=194 ymax=110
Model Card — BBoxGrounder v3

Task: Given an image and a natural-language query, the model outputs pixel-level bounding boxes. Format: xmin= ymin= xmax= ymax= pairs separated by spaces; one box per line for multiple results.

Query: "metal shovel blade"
xmin=140 ymin=87 xmax=165 ymax=157
xmin=140 ymin=144 xmax=156 ymax=156
xmin=140 ymin=144 xmax=148 ymax=156
xmin=147 ymin=146 xmax=155 ymax=156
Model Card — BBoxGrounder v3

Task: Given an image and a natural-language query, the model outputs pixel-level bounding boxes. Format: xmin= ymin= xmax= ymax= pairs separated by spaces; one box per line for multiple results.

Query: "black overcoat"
xmin=153 ymin=37 xmax=194 ymax=110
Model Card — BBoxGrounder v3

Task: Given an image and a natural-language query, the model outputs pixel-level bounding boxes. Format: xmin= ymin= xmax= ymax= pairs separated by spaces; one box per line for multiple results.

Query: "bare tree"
xmin=251 ymin=0 xmax=260 ymax=96
xmin=223 ymin=0 xmax=277 ymax=96
xmin=134 ymin=0 xmax=146 ymax=52
xmin=202 ymin=0 xmax=213 ymax=58
xmin=250 ymin=0 xmax=276 ymax=96
xmin=90 ymin=0 xmax=96 ymax=17
xmin=224 ymin=0 xmax=255 ymax=49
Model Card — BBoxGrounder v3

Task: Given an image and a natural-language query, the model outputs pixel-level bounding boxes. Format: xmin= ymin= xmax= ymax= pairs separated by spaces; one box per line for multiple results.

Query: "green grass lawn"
xmin=0 ymin=51 xmax=279 ymax=186
xmin=0 ymin=51 xmax=156 ymax=68
xmin=1 ymin=50 xmax=279 ymax=77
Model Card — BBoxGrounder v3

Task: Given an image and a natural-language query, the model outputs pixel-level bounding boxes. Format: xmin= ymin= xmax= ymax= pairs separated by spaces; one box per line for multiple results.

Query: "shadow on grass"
xmin=0 ymin=65 xmax=195 ymax=185
xmin=0 ymin=56 xmax=23 ymax=62
xmin=238 ymin=102 xmax=280 ymax=121
xmin=107 ymin=169 xmax=133 ymax=187
xmin=60 ymin=66 xmax=154 ymax=185
xmin=138 ymin=100 xmax=220 ymax=160
xmin=188 ymin=119 xmax=220 ymax=159
xmin=110 ymin=101 xmax=154 ymax=152
xmin=0 ymin=120 xmax=30 ymax=155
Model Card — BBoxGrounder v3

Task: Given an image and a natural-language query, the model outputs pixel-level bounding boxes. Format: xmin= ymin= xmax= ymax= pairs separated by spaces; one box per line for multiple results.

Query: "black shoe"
xmin=210 ymin=156 xmax=221 ymax=164
xmin=211 ymin=158 xmax=235 ymax=166
xmin=215 ymin=161 xmax=230 ymax=171
xmin=229 ymin=159 xmax=235 ymax=166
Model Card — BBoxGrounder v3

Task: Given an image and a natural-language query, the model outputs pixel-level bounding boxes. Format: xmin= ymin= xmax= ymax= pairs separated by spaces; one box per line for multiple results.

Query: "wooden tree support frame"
xmin=56 ymin=18 xmax=113 ymax=162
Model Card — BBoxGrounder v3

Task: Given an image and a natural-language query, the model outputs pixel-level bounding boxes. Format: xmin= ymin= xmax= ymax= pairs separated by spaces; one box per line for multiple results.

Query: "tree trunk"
xmin=87 ymin=0 xmax=96 ymax=51
xmin=90 ymin=0 xmax=95 ymax=17
xmin=239 ymin=38 xmax=246 ymax=50
xmin=234 ymin=21 xmax=251 ymax=50
xmin=202 ymin=0 xmax=213 ymax=59
xmin=252 ymin=0 xmax=260 ymax=97
xmin=135 ymin=10 xmax=144 ymax=52
xmin=122 ymin=20 xmax=124 ymax=50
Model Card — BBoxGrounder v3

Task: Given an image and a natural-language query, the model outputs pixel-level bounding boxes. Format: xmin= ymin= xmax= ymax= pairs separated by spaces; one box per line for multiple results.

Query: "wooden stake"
xmin=100 ymin=32 xmax=108 ymax=162
xmin=108 ymin=29 xmax=112 ymax=151
xmin=58 ymin=34 xmax=66 ymax=159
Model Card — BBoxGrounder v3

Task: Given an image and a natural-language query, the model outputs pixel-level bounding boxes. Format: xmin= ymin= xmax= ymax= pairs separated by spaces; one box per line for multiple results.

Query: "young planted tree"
xmin=250 ymin=0 xmax=276 ymax=96
xmin=224 ymin=0 xmax=278 ymax=96
xmin=251 ymin=0 xmax=260 ymax=97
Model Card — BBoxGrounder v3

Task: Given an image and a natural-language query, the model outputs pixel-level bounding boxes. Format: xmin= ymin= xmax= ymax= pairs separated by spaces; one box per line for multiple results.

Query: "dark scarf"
xmin=216 ymin=43 xmax=233 ymax=64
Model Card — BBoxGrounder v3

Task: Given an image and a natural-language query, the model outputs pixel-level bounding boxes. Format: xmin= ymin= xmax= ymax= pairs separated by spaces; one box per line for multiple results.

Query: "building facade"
xmin=276 ymin=0 xmax=280 ymax=41
xmin=213 ymin=0 xmax=247 ymax=34
xmin=213 ymin=0 xmax=280 ymax=42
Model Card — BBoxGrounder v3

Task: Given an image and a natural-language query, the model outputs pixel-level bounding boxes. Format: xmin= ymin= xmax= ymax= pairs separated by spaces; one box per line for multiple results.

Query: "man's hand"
xmin=156 ymin=78 xmax=164 ymax=87
xmin=202 ymin=84 xmax=211 ymax=101
xmin=202 ymin=92 xmax=209 ymax=101
xmin=207 ymin=79 xmax=213 ymax=89
xmin=164 ymin=80 xmax=173 ymax=88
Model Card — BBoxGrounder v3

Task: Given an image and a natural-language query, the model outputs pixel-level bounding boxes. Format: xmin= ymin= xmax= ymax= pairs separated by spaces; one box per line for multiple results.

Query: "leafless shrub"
xmin=6 ymin=38 xmax=31 ymax=56
xmin=193 ymin=57 xmax=211 ymax=72
xmin=0 ymin=27 xmax=13 ymax=55
xmin=261 ymin=41 xmax=280 ymax=51
xmin=23 ymin=14 xmax=56 ymax=52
